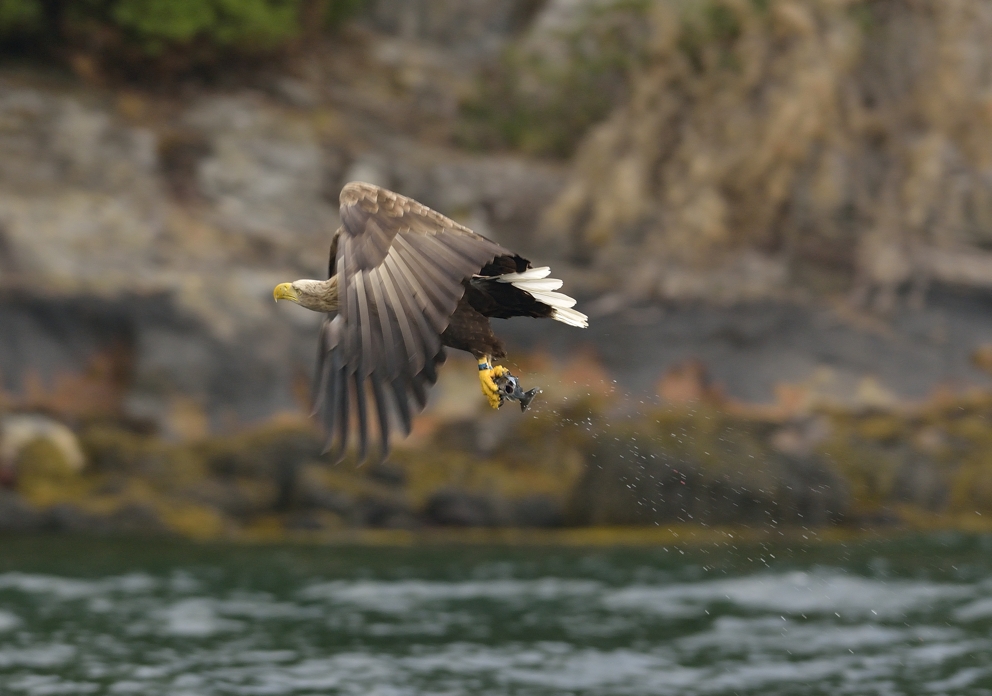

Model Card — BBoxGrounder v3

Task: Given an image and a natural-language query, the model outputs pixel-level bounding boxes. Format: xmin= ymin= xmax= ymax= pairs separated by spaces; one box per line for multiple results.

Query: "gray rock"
xmin=424 ymin=489 xmax=500 ymax=526
xmin=566 ymin=436 xmax=850 ymax=527
xmin=190 ymin=95 xmax=336 ymax=244
xmin=509 ymin=495 xmax=563 ymax=528
xmin=45 ymin=502 xmax=167 ymax=535
xmin=352 ymin=495 xmax=416 ymax=528
xmin=0 ymin=491 xmax=45 ymax=531
xmin=0 ymin=77 xmax=564 ymax=435
xmin=359 ymin=0 xmax=533 ymax=62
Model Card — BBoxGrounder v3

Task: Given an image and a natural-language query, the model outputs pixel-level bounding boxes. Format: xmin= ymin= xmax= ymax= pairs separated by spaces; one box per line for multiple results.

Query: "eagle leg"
xmin=477 ymin=356 xmax=507 ymax=409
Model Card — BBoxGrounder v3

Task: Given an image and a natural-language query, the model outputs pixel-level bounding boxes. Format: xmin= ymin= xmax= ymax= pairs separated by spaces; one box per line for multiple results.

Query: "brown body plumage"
xmin=274 ymin=182 xmax=586 ymax=461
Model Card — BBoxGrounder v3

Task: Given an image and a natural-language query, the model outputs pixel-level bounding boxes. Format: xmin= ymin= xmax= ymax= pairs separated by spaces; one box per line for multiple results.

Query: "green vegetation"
xmin=455 ymin=0 xmax=756 ymax=157
xmin=0 ymin=0 xmax=365 ymax=74
xmin=11 ymin=385 xmax=992 ymax=540
xmin=457 ymin=0 xmax=651 ymax=158
xmin=0 ymin=0 xmax=43 ymax=34
xmin=676 ymin=0 xmax=745 ymax=73
xmin=110 ymin=0 xmax=301 ymax=53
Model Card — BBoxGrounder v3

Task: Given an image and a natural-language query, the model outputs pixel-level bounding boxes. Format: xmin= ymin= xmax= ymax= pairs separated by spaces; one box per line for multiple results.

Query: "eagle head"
xmin=273 ymin=279 xmax=339 ymax=312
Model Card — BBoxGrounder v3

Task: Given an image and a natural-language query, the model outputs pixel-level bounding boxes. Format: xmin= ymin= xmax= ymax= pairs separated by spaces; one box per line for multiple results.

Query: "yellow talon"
xmin=478 ymin=358 xmax=506 ymax=409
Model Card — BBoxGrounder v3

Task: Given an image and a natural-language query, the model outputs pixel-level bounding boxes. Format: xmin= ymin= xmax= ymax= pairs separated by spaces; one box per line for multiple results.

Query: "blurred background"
xmin=4 ymin=1 xmax=992 ymax=692
xmin=3 ymin=0 xmax=992 ymax=537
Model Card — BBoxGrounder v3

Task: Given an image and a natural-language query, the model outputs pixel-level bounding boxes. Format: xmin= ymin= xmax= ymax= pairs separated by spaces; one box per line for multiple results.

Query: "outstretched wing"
xmin=315 ymin=182 xmax=508 ymax=461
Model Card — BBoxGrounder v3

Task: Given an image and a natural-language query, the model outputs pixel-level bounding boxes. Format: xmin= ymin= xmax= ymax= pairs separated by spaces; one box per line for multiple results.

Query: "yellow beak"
xmin=273 ymin=283 xmax=299 ymax=303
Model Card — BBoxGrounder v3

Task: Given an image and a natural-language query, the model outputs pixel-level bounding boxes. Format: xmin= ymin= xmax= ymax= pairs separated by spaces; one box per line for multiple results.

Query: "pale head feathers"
xmin=277 ymin=278 xmax=339 ymax=312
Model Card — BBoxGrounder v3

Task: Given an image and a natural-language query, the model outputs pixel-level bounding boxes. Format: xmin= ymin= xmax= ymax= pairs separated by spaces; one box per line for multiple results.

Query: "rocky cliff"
xmin=3 ymin=0 xmax=992 ymax=537
xmin=543 ymin=0 xmax=992 ymax=310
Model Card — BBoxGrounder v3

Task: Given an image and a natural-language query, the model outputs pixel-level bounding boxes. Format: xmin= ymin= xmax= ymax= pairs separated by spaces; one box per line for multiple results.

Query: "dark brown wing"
xmin=315 ymin=182 xmax=509 ymax=461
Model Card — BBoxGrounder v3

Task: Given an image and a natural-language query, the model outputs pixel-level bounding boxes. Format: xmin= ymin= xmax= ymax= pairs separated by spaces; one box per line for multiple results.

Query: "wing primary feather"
xmin=444 ymin=233 xmax=503 ymax=266
xmin=378 ymin=264 xmax=424 ymax=373
xmin=415 ymin=233 xmax=479 ymax=273
xmin=420 ymin=353 xmax=438 ymax=384
xmin=387 ymin=253 xmax=448 ymax=334
xmin=409 ymin=373 xmax=427 ymax=409
xmin=390 ymin=375 xmax=413 ymax=436
xmin=368 ymin=268 xmax=398 ymax=378
xmin=366 ymin=219 xmax=392 ymax=260
xmin=396 ymin=235 xmax=461 ymax=304
xmin=391 ymin=246 xmax=451 ymax=332
xmin=330 ymin=363 xmax=350 ymax=464
xmin=353 ymin=373 xmax=369 ymax=462
xmin=421 ymin=347 xmax=446 ymax=385
xmin=383 ymin=255 xmax=441 ymax=356
xmin=393 ymin=239 xmax=462 ymax=314
xmin=354 ymin=272 xmax=373 ymax=378
xmin=310 ymin=322 xmax=331 ymax=417
xmin=370 ymin=372 xmax=392 ymax=460
xmin=340 ymin=242 xmax=362 ymax=363
xmin=322 ymin=347 xmax=343 ymax=454
xmin=312 ymin=353 xmax=330 ymax=418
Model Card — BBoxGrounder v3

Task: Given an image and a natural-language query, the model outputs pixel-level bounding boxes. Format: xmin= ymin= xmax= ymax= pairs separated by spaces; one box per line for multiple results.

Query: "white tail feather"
xmin=495 ymin=266 xmax=587 ymax=328
xmin=510 ymin=278 xmax=563 ymax=292
xmin=528 ymin=290 xmax=577 ymax=308
xmin=553 ymin=307 xmax=588 ymax=327
xmin=496 ymin=266 xmax=551 ymax=282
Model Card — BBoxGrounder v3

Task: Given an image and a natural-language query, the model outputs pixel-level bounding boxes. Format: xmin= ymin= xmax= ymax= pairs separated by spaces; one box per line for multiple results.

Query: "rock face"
xmin=542 ymin=0 xmax=992 ymax=307
xmin=567 ymin=434 xmax=849 ymax=527
xmin=5 ymin=1 xmax=992 ymax=540
xmin=0 ymin=75 xmax=564 ymax=433
xmin=0 ymin=1 xmax=572 ymax=435
xmin=361 ymin=0 xmax=537 ymax=58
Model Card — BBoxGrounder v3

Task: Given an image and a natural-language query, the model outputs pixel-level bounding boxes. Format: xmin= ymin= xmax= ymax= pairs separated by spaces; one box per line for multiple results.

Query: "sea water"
xmin=0 ymin=534 xmax=990 ymax=695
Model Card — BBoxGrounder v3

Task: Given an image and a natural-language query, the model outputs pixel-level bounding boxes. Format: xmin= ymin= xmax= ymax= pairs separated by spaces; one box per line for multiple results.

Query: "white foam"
xmin=156 ymin=598 xmax=243 ymax=638
xmin=0 ymin=644 xmax=75 ymax=668
xmin=0 ymin=610 xmax=20 ymax=632
xmin=604 ymin=571 xmax=973 ymax=620
xmin=300 ymin=578 xmax=603 ymax=613
xmin=953 ymin=596 xmax=992 ymax=621
xmin=0 ymin=572 xmax=157 ymax=600
xmin=3 ymin=566 xmax=989 ymax=695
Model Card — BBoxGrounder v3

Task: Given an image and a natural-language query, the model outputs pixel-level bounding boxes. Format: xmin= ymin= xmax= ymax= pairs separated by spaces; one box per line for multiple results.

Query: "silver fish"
xmin=494 ymin=371 xmax=541 ymax=412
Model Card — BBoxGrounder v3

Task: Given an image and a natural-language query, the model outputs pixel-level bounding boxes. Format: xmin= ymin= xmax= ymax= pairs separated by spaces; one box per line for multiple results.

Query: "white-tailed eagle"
xmin=274 ymin=182 xmax=587 ymax=461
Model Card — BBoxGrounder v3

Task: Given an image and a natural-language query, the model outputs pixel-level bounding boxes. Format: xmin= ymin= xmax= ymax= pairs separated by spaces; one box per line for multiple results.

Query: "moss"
xmin=79 ymin=425 xmax=160 ymax=473
xmin=0 ymin=0 xmax=368 ymax=75
xmin=197 ymin=422 xmax=322 ymax=478
xmin=109 ymin=0 xmax=301 ymax=54
xmin=16 ymin=437 xmax=88 ymax=507
xmin=847 ymin=1 xmax=874 ymax=34
xmin=0 ymin=0 xmax=42 ymax=35
xmin=17 ymin=381 xmax=992 ymax=538
xmin=819 ymin=436 xmax=899 ymax=514
xmin=677 ymin=0 xmax=747 ymax=74
xmin=855 ymin=414 xmax=906 ymax=444
xmin=457 ymin=0 xmax=651 ymax=158
xmin=158 ymin=501 xmax=227 ymax=539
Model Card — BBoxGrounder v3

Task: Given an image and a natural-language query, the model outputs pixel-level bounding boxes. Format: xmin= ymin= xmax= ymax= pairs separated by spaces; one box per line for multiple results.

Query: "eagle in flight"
xmin=273 ymin=182 xmax=587 ymax=461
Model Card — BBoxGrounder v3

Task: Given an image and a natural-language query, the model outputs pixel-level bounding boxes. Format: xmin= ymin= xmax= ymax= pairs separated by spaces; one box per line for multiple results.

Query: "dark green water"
xmin=0 ymin=533 xmax=990 ymax=695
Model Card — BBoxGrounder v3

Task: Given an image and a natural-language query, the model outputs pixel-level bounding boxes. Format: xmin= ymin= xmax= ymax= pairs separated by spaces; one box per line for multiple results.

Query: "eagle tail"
xmin=548 ymin=306 xmax=589 ymax=328
xmin=496 ymin=266 xmax=589 ymax=328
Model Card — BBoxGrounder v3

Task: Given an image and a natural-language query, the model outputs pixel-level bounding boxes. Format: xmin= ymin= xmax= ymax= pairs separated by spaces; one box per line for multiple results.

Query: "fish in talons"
xmin=494 ymin=370 xmax=541 ymax=412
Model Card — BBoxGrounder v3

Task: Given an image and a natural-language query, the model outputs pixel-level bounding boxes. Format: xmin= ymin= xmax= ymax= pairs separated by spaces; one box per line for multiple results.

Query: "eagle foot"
xmin=478 ymin=359 xmax=507 ymax=409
